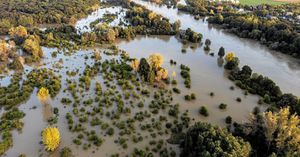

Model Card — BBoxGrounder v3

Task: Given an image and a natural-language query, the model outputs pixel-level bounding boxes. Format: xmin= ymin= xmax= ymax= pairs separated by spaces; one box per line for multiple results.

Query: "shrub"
xmin=225 ymin=116 xmax=232 ymax=124
xmin=184 ymin=95 xmax=191 ymax=101
xmin=219 ymin=103 xmax=227 ymax=110
xmin=60 ymin=147 xmax=72 ymax=157
xmin=199 ymin=106 xmax=209 ymax=117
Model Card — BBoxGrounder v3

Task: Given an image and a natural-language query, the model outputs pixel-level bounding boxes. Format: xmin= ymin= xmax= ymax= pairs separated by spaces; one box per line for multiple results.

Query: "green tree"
xmin=138 ymin=58 xmax=150 ymax=81
xmin=180 ymin=122 xmax=251 ymax=157
xmin=22 ymin=35 xmax=43 ymax=59
xmin=218 ymin=46 xmax=225 ymax=58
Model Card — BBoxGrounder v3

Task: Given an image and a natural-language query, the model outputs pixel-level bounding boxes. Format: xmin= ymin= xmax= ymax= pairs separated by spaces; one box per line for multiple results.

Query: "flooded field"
xmin=1 ymin=1 xmax=300 ymax=157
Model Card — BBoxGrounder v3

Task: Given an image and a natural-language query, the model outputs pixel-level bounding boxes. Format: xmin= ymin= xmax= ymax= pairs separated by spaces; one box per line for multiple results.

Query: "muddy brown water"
xmin=2 ymin=1 xmax=300 ymax=157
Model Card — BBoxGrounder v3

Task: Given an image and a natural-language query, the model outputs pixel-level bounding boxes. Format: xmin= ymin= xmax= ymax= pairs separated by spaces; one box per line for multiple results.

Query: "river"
xmin=131 ymin=0 xmax=300 ymax=97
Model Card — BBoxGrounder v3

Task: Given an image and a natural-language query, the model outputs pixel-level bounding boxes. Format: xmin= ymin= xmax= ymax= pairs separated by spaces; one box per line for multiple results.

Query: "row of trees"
xmin=177 ymin=0 xmax=209 ymax=16
xmin=209 ymin=14 xmax=300 ymax=58
xmin=124 ymin=3 xmax=180 ymax=35
xmin=175 ymin=0 xmax=300 ymax=58
xmin=219 ymin=52 xmax=300 ymax=115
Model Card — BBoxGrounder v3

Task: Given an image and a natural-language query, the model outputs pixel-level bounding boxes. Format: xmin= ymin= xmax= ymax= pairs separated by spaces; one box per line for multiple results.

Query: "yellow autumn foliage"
xmin=42 ymin=127 xmax=60 ymax=151
xmin=172 ymin=71 xmax=176 ymax=78
xmin=148 ymin=12 xmax=157 ymax=20
xmin=0 ymin=40 xmax=9 ymax=61
xmin=155 ymin=68 xmax=168 ymax=81
xmin=148 ymin=53 xmax=164 ymax=70
xmin=130 ymin=59 xmax=140 ymax=72
xmin=94 ymin=49 xmax=101 ymax=60
xmin=23 ymin=35 xmax=43 ymax=58
xmin=9 ymin=26 xmax=28 ymax=38
xmin=225 ymin=52 xmax=235 ymax=62
xmin=37 ymin=87 xmax=49 ymax=100
xmin=259 ymin=107 xmax=300 ymax=154
xmin=133 ymin=7 xmax=143 ymax=13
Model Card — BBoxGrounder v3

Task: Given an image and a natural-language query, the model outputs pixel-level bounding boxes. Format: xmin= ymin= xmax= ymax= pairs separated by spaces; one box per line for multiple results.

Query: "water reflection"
xmin=41 ymin=101 xmax=53 ymax=122
xmin=0 ymin=75 xmax=11 ymax=87
xmin=217 ymin=58 xmax=224 ymax=67
xmin=76 ymin=6 xmax=126 ymax=33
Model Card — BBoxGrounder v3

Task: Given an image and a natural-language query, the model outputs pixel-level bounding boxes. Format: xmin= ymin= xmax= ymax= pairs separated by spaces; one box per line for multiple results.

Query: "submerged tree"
xmin=138 ymin=58 xmax=150 ymax=81
xmin=225 ymin=52 xmax=239 ymax=70
xmin=204 ymin=39 xmax=211 ymax=51
xmin=42 ymin=127 xmax=60 ymax=151
xmin=225 ymin=52 xmax=235 ymax=62
xmin=130 ymin=59 xmax=140 ymax=72
xmin=148 ymin=53 xmax=164 ymax=70
xmin=37 ymin=87 xmax=49 ymax=100
xmin=155 ymin=68 xmax=168 ymax=81
xmin=218 ymin=46 xmax=225 ymax=58
xmin=23 ymin=35 xmax=43 ymax=59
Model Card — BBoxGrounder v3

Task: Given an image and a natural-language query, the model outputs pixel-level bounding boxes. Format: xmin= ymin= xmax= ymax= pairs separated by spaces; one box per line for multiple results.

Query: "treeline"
xmin=174 ymin=0 xmax=300 ymax=58
xmin=177 ymin=0 xmax=211 ymax=16
xmin=229 ymin=64 xmax=300 ymax=115
xmin=0 ymin=0 xmax=99 ymax=34
xmin=33 ymin=0 xmax=181 ymax=47
xmin=146 ymin=0 xmax=180 ymax=7
xmin=222 ymin=53 xmax=300 ymax=115
xmin=208 ymin=14 xmax=300 ymax=58
xmin=124 ymin=2 xmax=179 ymax=35
xmin=177 ymin=105 xmax=300 ymax=157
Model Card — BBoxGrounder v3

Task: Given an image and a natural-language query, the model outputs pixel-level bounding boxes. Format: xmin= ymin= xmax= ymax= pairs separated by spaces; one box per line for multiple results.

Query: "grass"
xmin=239 ymin=0 xmax=287 ymax=5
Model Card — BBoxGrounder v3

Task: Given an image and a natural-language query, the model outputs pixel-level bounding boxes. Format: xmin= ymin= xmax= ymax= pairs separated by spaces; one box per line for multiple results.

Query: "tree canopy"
xmin=180 ymin=122 xmax=251 ymax=157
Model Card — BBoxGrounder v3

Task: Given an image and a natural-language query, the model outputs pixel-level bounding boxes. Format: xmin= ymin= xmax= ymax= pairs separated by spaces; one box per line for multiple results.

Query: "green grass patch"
xmin=239 ymin=0 xmax=287 ymax=5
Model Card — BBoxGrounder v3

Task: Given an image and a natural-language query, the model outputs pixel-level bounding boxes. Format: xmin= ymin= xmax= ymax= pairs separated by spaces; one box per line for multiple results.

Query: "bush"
xmin=60 ymin=147 xmax=72 ymax=157
xmin=191 ymin=93 xmax=196 ymax=100
xmin=172 ymin=88 xmax=181 ymax=94
xmin=219 ymin=103 xmax=227 ymax=110
xmin=199 ymin=106 xmax=209 ymax=117
xmin=184 ymin=95 xmax=191 ymax=101
xmin=225 ymin=116 xmax=232 ymax=124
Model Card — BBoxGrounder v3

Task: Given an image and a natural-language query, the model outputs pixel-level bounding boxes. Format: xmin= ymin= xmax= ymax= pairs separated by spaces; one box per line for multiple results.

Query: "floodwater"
xmin=76 ymin=6 xmax=127 ymax=33
xmin=132 ymin=0 xmax=300 ymax=97
xmin=2 ymin=1 xmax=300 ymax=157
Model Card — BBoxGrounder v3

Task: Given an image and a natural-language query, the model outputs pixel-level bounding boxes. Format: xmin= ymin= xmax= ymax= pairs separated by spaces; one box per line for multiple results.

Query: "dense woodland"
xmin=0 ymin=0 xmax=99 ymax=34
